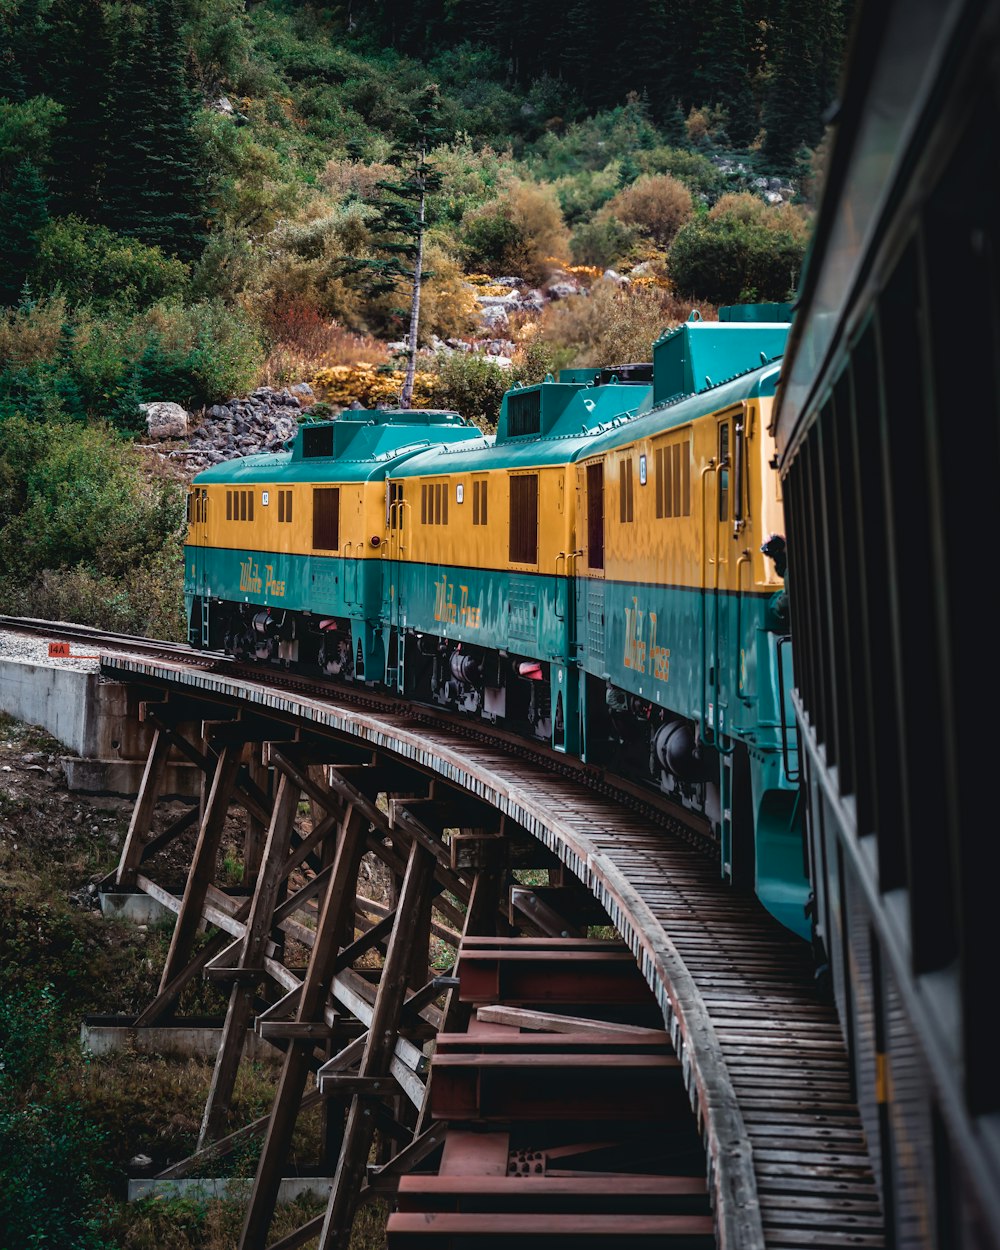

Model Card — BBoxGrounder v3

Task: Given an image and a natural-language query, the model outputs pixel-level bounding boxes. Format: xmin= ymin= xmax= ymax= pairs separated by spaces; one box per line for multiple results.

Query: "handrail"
xmin=734 ymin=549 xmax=752 ymax=703
xmin=700 ymin=459 xmax=718 ymax=744
xmin=776 ymin=635 xmax=799 ymax=782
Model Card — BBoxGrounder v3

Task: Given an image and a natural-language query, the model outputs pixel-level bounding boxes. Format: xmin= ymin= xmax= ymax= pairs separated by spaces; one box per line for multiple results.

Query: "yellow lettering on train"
xmin=433 ymin=575 xmax=457 ymax=623
xmin=458 ymin=585 xmax=480 ymax=629
xmin=264 ymin=565 xmax=286 ymax=598
xmin=239 ymin=557 xmax=263 ymax=594
xmin=624 ymin=598 xmax=669 ymax=682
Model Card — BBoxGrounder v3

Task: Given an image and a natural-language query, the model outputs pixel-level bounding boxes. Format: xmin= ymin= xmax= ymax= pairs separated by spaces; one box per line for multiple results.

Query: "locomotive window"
xmin=312 ymin=487 xmax=340 ymax=550
xmin=225 ymin=491 xmax=232 ymax=521
xmin=620 ymin=458 xmax=634 ymax=523
xmin=388 ymin=481 xmax=403 ymax=530
xmin=654 ymin=441 xmax=690 ymax=518
xmin=718 ymin=423 xmax=730 ymax=522
xmin=278 ymin=491 xmax=284 ymax=523
xmin=509 ymin=474 xmax=538 ymax=564
xmin=587 ymin=462 xmax=604 ymax=569
xmin=420 ymin=482 xmax=450 ymax=525
xmin=248 ymin=491 xmax=254 ymax=522
xmin=240 ymin=490 xmax=247 ymax=521
xmin=473 ymin=479 xmax=488 ymax=526
xmin=277 ymin=490 xmax=293 ymax=523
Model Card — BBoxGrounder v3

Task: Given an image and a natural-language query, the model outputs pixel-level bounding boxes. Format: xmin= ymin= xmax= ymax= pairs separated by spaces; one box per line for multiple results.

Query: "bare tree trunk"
xmin=400 ymin=169 xmax=426 ymax=410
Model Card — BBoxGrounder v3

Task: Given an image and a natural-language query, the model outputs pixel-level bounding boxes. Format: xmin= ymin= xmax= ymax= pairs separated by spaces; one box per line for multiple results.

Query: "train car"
xmin=382 ymin=368 xmax=654 ymax=750
xmin=575 ymin=307 xmax=805 ymax=935
xmin=772 ymin=0 xmax=1000 ymax=1244
xmin=183 ymin=408 xmax=485 ymax=680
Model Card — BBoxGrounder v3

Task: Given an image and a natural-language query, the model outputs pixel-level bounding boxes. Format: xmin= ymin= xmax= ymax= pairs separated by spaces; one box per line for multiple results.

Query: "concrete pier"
xmin=0 ymin=654 xmax=199 ymax=796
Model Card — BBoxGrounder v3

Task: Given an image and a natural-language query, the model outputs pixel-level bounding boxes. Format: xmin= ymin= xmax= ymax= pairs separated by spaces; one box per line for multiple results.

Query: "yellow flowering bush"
xmin=311 ymin=362 xmax=441 ymax=408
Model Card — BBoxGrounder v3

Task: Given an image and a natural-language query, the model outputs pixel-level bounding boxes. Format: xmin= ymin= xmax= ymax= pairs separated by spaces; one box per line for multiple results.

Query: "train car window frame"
xmin=718 ymin=422 xmax=730 ymax=523
xmin=619 ymin=457 xmax=635 ymax=523
xmin=225 ymin=490 xmax=232 ymax=521
xmin=312 ymin=486 xmax=340 ymax=551
xmin=508 ymin=473 xmax=538 ymax=565
xmin=388 ymin=481 xmax=403 ymax=531
xmin=654 ymin=438 xmax=691 ymax=519
xmin=473 ymin=477 xmax=489 ymax=526
xmin=586 ymin=461 xmax=605 ymax=569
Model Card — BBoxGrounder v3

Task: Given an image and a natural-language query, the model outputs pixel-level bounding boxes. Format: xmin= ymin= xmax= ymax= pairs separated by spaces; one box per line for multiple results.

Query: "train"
xmin=773 ymin=0 xmax=1000 ymax=1245
xmin=184 ymin=302 xmax=809 ymax=938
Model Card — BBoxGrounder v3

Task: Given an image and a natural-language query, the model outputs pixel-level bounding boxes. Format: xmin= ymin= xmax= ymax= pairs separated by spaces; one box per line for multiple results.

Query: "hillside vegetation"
xmin=0 ymin=0 xmax=846 ymax=631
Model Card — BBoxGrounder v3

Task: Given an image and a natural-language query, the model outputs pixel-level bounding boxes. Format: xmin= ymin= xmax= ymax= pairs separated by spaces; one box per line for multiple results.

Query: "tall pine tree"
xmin=98 ymin=0 xmax=206 ymax=259
xmin=0 ymin=159 xmax=49 ymax=305
xmin=763 ymin=0 xmax=844 ymax=169
xmin=46 ymin=0 xmax=112 ymax=218
xmin=693 ymin=0 xmax=756 ymax=145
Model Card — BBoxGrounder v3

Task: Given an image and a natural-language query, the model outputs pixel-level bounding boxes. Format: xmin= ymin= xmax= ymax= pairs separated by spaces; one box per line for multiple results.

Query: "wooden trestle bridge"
xmin=65 ymin=637 xmax=883 ymax=1250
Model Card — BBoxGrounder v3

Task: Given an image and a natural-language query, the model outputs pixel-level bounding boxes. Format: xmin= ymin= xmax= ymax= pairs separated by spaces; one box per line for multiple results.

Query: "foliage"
xmin=600 ymin=174 xmax=694 ymax=248
xmin=569 ymin=217 xmax=640 ymax=269
xmin=538 ymin=279 xmax=714 ymax=366
xmin=460 ymin=179 xmax=569 ymax=284
xmin=0 ymin=159 xmax=48 ymax=305
xmin=431 ymin=351 xmax=512 ymax=431
xmin=35 ymin=218 xmax=191 ymax=311
xmin=312 ymin=362 xmax=440 ymax=409
xmin=0 ymin=984 xmax=113 ymax=1250
xmin=0 ymin=416 xmax=186 ymax=636
xmin=669 ymin=197 xmax=808 ymax=303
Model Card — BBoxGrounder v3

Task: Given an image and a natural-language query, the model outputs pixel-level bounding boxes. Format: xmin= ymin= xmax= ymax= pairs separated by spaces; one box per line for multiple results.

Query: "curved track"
xmin=4 ymin=616 xmax=883 ymax=1247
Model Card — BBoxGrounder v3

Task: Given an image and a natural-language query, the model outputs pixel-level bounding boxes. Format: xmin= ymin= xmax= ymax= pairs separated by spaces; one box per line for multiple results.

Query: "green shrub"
xmin=601 ymin=174 xmax=694 ymax=248
xmin=35 ymin=218 xmax=190 ymax=310
xmin=432 ymin=352 xmax=513 ymax=431
xmin=668 ymin=212 xmax=807 ymax=305
xmin=460 ymin=180 xmax=569 ymax=284
xmin=570 ymin=216 xmax=639 ymax=268
xmin=636 ymin=146 xmax=727 ymax=202
xmin=0 ymin=985 xmax=113 ymax=1250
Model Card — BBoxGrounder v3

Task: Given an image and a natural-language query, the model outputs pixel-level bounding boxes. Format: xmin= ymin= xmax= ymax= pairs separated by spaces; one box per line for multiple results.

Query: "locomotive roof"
xmin=389 ymin=378 xmax=654 ymax=476
xmin=190 ymin=408 xmax=486 ymax=484
xmin=580 ymin=359 xmax=784 ymax=458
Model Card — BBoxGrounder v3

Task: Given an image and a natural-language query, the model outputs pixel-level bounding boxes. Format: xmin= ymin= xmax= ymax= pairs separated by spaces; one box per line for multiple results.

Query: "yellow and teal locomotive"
xmin=184 ymin=305 xmax=807 ymax=937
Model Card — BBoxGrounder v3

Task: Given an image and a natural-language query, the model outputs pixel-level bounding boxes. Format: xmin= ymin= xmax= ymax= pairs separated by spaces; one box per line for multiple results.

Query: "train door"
xmin=188 ymin=486 xmax=210 ymax=646
xmin=386 ymin=479 xmax=406 ymax=693
xmin=576 ymin=459 xmax=606 ymax=760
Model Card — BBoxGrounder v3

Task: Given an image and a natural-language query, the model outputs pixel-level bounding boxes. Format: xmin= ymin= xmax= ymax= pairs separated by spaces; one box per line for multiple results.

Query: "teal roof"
xmin=583 ymin=361 xmax=784 ymax=457
xmin=392 ymin=378 xmax=654 ymax=476
xmin=652 ymin=316 xmax=789 ymax=405
xmin=192 ymin=409 xmax=483 ymax=485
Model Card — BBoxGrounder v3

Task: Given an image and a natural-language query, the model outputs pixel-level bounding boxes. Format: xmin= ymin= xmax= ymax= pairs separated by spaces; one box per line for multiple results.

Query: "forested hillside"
xmin=0 ymin=0 xmax=847 ymax=635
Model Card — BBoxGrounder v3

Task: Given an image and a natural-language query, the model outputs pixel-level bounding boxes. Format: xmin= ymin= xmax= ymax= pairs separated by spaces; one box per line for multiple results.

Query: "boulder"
xmin=479 ymin=304 xmax=510 ymax=331
xmin=141 ymin=401 xmax=189 ymax=440
xmin=765 ymin=190 xmax=784 ymax=205
xmin=603 ymin=268 xmax=628 ymax=285
xmin=546 ymin=281 xmax=579 ymax=300
xmin=289 ymin=381 xmax=315 ymax=400
xmin=495 ymin=276 xmax=525 ymax=287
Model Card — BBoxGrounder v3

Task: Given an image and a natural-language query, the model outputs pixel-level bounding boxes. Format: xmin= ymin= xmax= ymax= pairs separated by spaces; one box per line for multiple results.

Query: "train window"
xmin=388 ymin=481 xmax=403 ymax=530
xmin=718 ymin=423 xmax=729 ymax=522
xmin=654 ymin=441 xmax=691 ymax=518
xmin=278 ymin=491 xmax=284 ymax=523
xmin=277 ymin=490 xmax=293 ymax=523
xmin=509 ymin=474 xmax=538 ymax=563
xmin=473 ymin=479 xmax=488 ymax=525
xmin=312 ymin=487 xmax=340 ymax=550
xmin=225 ymin=491 xmax=232 ymax=521
xmin=587 ymin=462 xmax=604 ymax=569
xmin=302 ymin=425 xmax=334 ymax=458
xmin=240 ymin=490 xmax=247 ymax=521
xmin=420 ymin=482 xmax=449 ymax=526
xmin=507 ymin=389 xmax=541 ymax=437
xmin=619 ymin=458 xmax=634 ymax=523
xmin=248 ymin=491 xmax=254 ymax=522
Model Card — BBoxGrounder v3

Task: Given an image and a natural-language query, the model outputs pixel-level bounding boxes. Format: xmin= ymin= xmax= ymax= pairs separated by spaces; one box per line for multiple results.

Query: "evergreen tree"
xmin=341 ymin=86 xmax=445 ymax=408
xmin=46 ymin=0 xmax=112 ymax=217
xmin=0 ymin=159 xmax=49 ymax=306
xmin=763 ymin=0 xmax=843 ymax=169
xmin=99 ymin=0 xmax=206 ymax=259
xmin=693 ymin=0 xmax=756 ymax=145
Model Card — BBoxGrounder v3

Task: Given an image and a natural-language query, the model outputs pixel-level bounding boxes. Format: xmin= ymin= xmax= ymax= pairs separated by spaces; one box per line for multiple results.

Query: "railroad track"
xmin=3 ymin=616 xmax=884 ymax=1247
